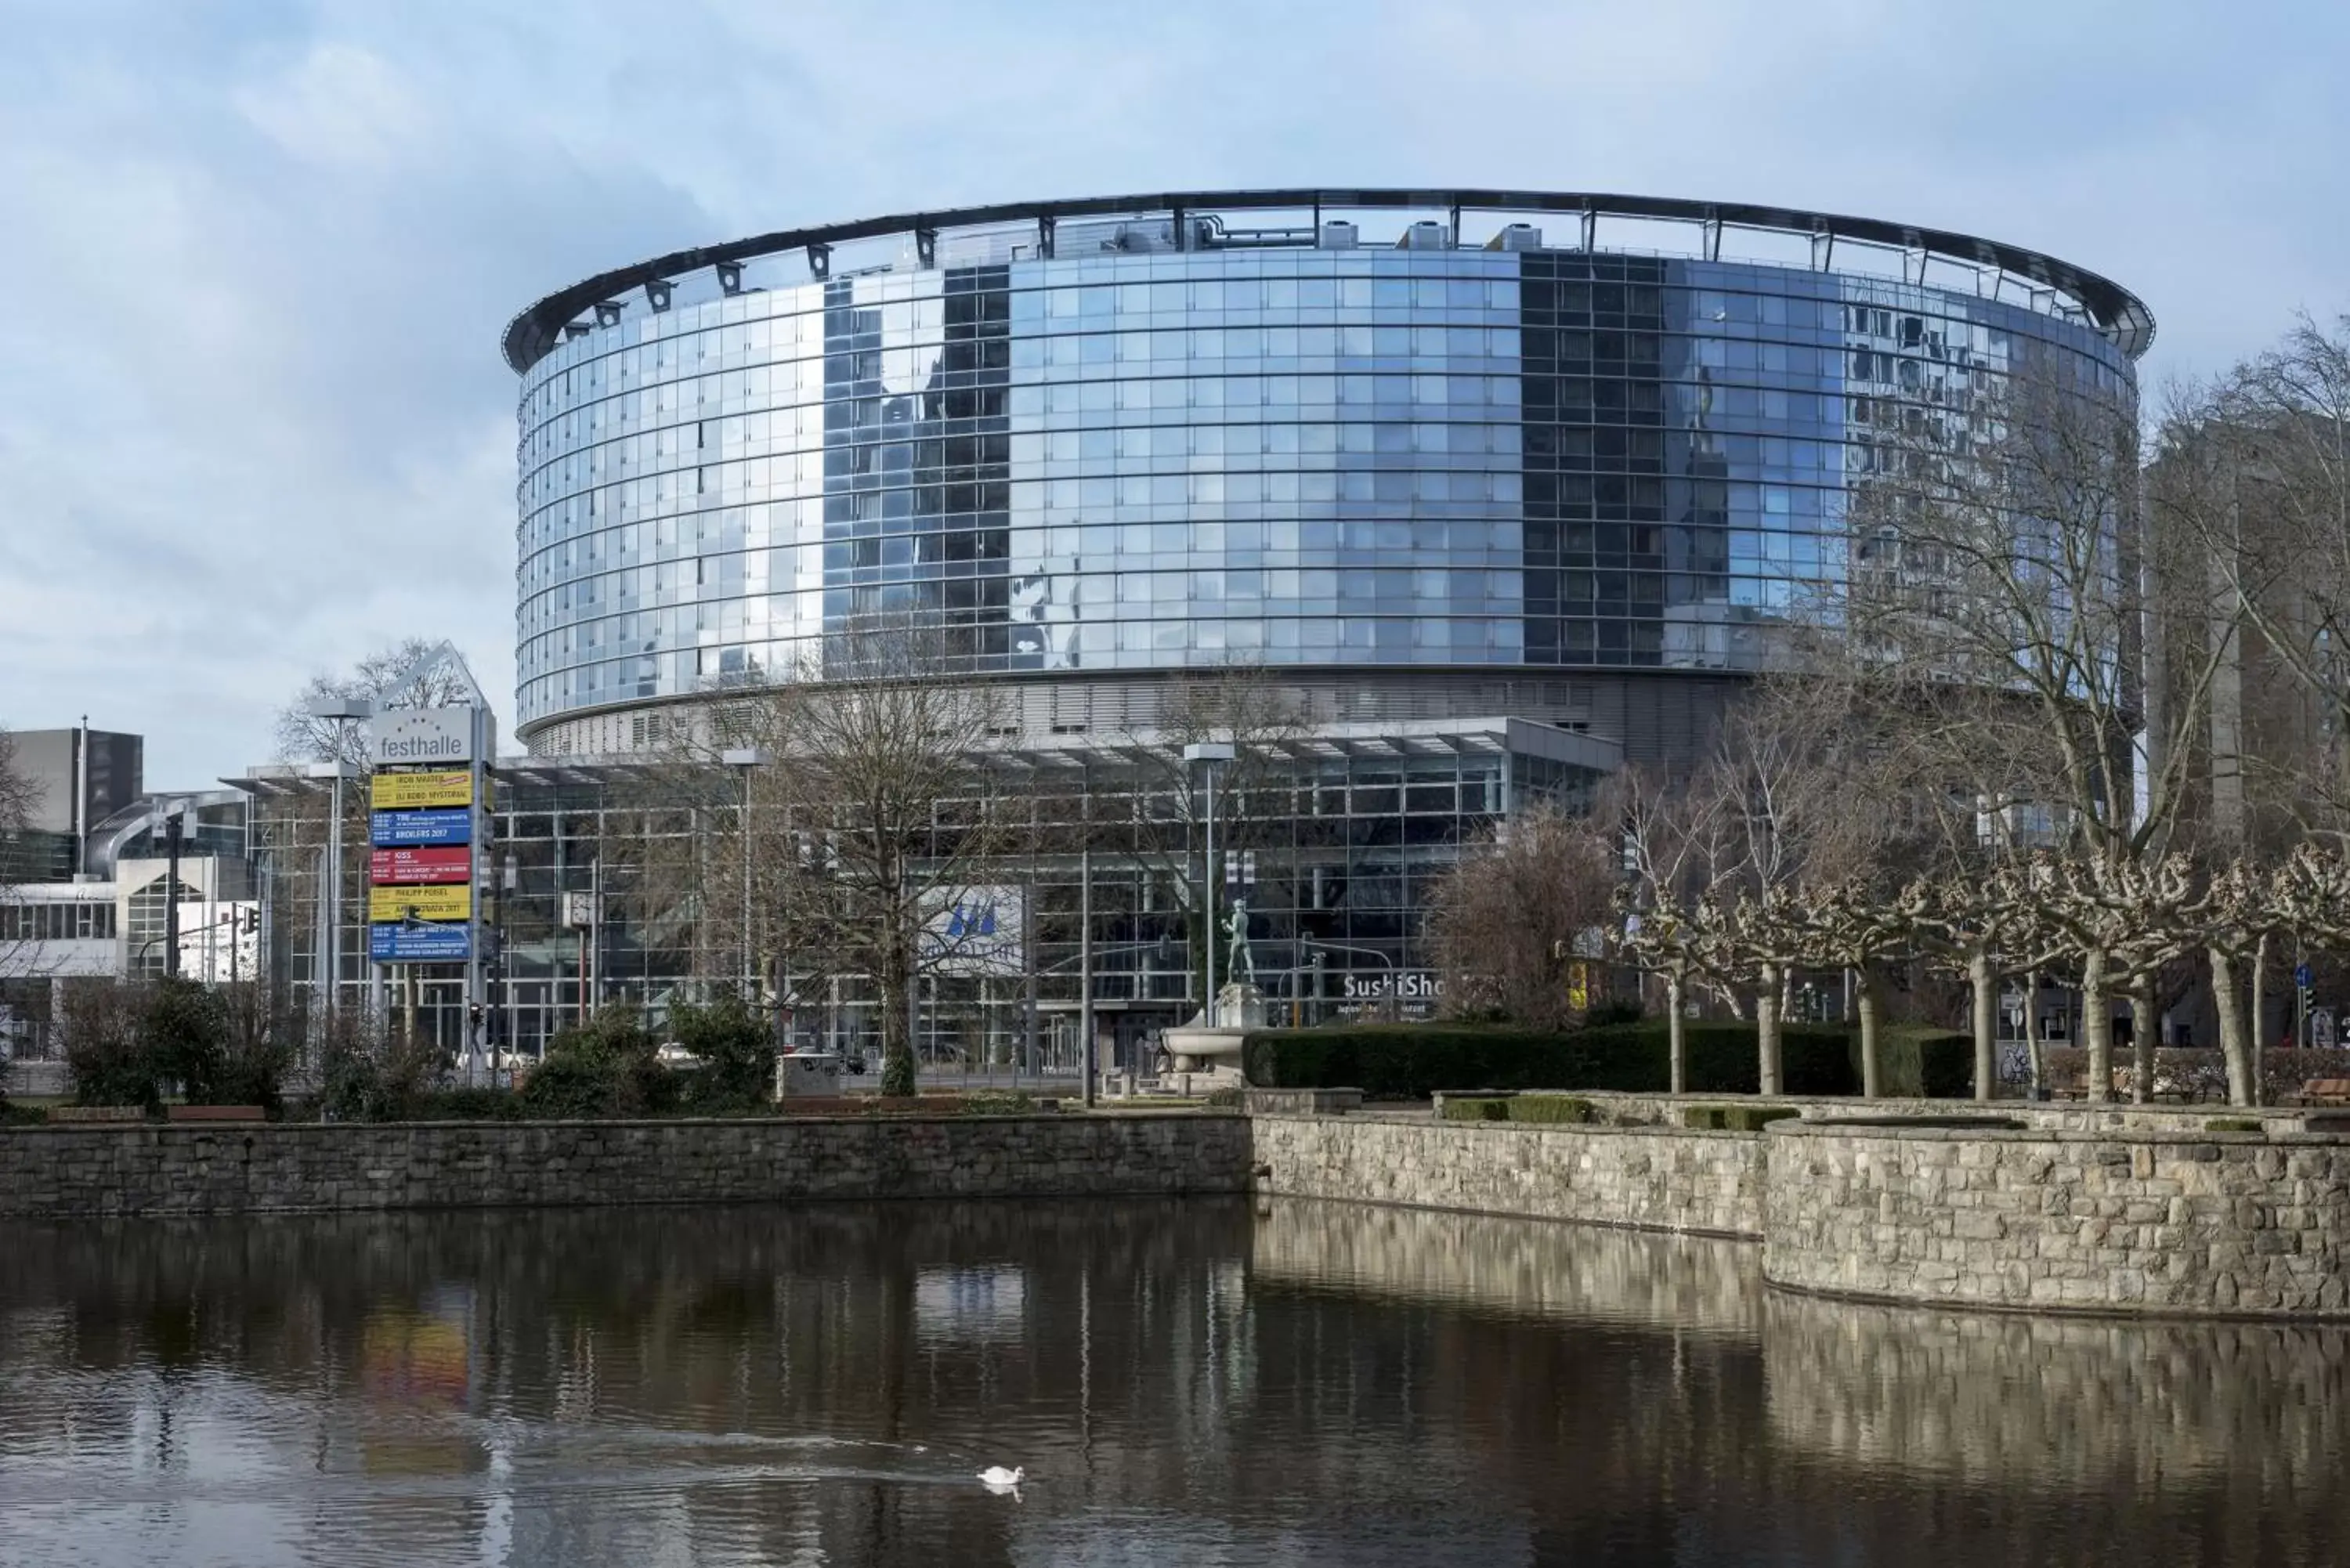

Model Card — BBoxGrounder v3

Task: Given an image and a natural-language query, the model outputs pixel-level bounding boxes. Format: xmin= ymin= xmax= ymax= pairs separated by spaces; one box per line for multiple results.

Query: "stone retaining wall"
xmin=1764 ymin=1121 xmax=2350 ymax=1316
xmin=0 ymin=1113 xmax=1249 ymax=1219
xmin=15 ymin=1105 xmax=2350 ymax=1320
xmin=1249 ymin=1112 xmax=1764 ymax=1237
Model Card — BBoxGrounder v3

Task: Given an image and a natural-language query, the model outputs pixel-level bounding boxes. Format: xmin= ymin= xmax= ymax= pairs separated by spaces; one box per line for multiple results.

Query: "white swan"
xmin=978 ymin=1465 xmax=1025 ymax=1487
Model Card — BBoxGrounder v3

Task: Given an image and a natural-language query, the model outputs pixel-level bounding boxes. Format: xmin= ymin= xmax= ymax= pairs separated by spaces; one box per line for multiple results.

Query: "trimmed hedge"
xmin=1243 ymin=1021 xmax=1867 ymax=1100
xmin=1509 ymin=1093 xmax=1598 ymax=1125
xmin=1440 ymin=1093 xmax=1600 ymax=1125
xmin=1870 ymin=1024 xmax=1976 ymax=1099
xmin=1683 ymin=1104 xmax=1802 ymax=1132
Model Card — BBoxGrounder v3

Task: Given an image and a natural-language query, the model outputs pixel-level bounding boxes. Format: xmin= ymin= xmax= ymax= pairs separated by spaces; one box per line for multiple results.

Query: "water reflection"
xmin=0 ymin=1200 xmax=2343 ymax=1566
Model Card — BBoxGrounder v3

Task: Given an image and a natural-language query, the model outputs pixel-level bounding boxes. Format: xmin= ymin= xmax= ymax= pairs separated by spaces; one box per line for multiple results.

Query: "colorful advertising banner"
xmin=371 ymin=808 xmax=472 ymax=847
xmin=369 ymin=923 xmax=473 ymax=962
xmin=371 ymin=771 xmax=472 ymax=811
xmin=367 ymin=884 xmax=473 ymax=924
xmin=369 ymin=846 xmax=472 ymax=885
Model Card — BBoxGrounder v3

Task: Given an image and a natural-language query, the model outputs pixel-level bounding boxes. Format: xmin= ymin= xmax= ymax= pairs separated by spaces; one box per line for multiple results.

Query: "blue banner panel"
xmin=368 ymin=922 xmax=472 ymax=962
xmin=371 ymin=808 xmax=472 ymax=847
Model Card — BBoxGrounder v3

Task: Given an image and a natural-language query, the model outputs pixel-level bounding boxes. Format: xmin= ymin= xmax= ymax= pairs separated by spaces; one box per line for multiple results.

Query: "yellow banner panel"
xmin=368 ymin=884 xmax=473 ymax=923
xmin=371 ymin=771 xmax=473 ymax=811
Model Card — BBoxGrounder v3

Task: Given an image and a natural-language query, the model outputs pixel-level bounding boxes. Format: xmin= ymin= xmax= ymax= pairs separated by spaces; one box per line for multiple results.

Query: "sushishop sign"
xmin=1343 ymin=971 xmax=1442 ymax=1002
xmin=368 ymin=706 xmax=479 ymax=766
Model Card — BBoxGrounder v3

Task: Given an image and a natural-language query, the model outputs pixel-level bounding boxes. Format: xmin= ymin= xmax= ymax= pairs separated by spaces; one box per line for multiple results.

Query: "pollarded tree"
xmin=1607 ymin=762 xmax=1737 ymax=1093
xmin=2193 ymin=858 xmax=2273 ymax=1106
xmin=1794 ymin=878 xmax=1914 ymax=1098
xmin=1684 ymin=885 xmax=1809 ymax=1095
xmin=1700 ymin=677 xmax=1915 ymax=1095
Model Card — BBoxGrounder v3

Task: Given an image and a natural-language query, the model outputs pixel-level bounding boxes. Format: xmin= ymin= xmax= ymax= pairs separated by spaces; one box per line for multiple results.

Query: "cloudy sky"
xmin=3 ymin=0 xmax=2345 ymax=786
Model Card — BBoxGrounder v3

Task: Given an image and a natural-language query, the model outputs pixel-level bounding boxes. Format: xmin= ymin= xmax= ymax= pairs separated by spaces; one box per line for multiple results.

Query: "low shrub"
xmin=1682 ymin=1105 xmax=1726 ymax=1130
xmin=667 ymin=994 xmax=776 ymax=1113
xmin=318 ymin=1015 xmax=446 ymax=1122
xmin=1202 ymin=1086 xmax=1244 ymax=1108
xmin=61 ymin=980 xmax=160 ymax=1111
xmin=1243 ymin=1020 xmax=1863 ymax=1100
xmin=1507 ymin=1094 xmax=1596 ymax=1125
xmin=1441 ymin=1095 xmax=1510 ymax=1122
xmin=961 ymin=1090 xmax=1039 ymax=1117
xmin=517 ymin=1007 xmax=678 ymax=1120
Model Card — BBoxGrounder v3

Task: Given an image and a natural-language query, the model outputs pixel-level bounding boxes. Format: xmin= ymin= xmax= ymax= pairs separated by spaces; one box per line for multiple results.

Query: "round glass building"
xmin=505 ymin=190 xmax=2149 ymax=759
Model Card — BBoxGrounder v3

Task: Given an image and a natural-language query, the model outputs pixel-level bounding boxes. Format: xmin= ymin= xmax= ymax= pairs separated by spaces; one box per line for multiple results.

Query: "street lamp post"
xmin=1079 ymin=847 xmax=1093 ymax=1109
xmin=721 ymin=748 xmax=769 ymax=1003
xmin=1182 ymin=742 xmax=1235 ymax=1028
xmin=157 ymin=800 xmax=187 ymax=979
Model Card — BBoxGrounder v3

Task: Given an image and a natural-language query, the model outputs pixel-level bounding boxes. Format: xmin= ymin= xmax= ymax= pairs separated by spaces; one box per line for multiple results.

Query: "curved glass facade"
xmin=512 ymin=211 xmax=2138 ymax=745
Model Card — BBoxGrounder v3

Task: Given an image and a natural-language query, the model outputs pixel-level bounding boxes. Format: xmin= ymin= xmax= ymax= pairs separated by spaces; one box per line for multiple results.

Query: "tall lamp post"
xmin=721 ymin=748 xmax=769 ymax=1004
xmin=1183 ymin=742 xmax=1235 ymax=1028
xmin=305 ymin=696 xmax=373 ymax=1016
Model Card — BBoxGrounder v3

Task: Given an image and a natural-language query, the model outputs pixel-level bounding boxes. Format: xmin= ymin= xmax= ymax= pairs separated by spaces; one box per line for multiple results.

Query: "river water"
xmin=1 ymin=1198 xmax=2344 ymax=1566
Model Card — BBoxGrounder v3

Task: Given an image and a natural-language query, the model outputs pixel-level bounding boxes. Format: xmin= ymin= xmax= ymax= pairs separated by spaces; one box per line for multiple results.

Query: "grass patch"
xmin=2205 ymin=1118 xmax=2264 ymax=1133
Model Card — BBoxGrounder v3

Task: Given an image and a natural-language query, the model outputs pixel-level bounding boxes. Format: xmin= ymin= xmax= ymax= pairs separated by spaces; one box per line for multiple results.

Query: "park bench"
xmin=164 ymin=1104 xmax=266 ymax=1123
xmin=2298 ymin=1078 xmax=2350 ymax=1106
xmin=47 ymin=1106 xmax=143 ymax=1123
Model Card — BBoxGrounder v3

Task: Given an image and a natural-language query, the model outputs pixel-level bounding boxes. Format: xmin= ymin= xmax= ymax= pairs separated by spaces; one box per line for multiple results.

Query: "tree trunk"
xmin=879 ymin=929 xmax=917 ymax=1098
xmin=2026 ymin=968 xmax=2046 ymax=1099
xmin=1856 ymin=965 xmax=1882 ymax=1099
xmin=1666 ymin=969 xmax=1687 ymax=1096
xmin=1755 ymin=963 xmax=1784 ymax=1096
xmin=2129 ymin=977 xmax=2156 ymax=1105
xmin=2081 ymin=949 xmax=2112 ymax=1104
xmin=2211 ymin=946 xmax=2254 ymax=1107
xmin=2250 ymin=931 xmax=2271 ymax=1107
xmin=1969 ymin=948 xmax=1997 ymax=1103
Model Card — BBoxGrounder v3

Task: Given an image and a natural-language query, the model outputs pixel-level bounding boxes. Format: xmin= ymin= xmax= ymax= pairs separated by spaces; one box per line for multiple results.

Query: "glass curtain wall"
xmin=244 ymin=739 xmax=1600 ymax=1065
xmin=514 ymin=236 xmax=2131 ymax=747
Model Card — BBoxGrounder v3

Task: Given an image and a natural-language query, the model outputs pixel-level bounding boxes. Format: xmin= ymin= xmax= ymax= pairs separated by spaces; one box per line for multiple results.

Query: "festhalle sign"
xmin=367 ymin=708 xmax=476 ymax=766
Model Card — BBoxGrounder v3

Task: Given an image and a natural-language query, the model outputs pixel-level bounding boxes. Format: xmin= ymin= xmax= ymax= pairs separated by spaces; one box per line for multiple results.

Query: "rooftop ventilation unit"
xmin=1318 ymin=220 xmax=1358 ymax=250
xmin=1397 ymin=221 xmax=1448 ymax=251
xmin=1485 ymin=223 xmax=1544 ymax=251
xmin=1109 ymin=222 xmax=1172 ymax=253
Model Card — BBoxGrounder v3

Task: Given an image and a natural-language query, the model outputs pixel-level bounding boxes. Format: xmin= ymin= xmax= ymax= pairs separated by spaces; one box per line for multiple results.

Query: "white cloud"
xmin=232 ymin=41 xmax=432 ymax=172
xmin=0 ymin=0 xmax=2345 ymax=787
